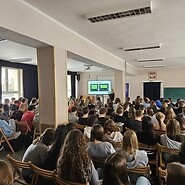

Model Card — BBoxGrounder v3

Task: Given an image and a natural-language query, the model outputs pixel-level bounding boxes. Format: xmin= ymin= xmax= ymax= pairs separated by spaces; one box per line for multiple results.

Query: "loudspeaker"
xmin=77 ymin=73 xmax=80 ymax=81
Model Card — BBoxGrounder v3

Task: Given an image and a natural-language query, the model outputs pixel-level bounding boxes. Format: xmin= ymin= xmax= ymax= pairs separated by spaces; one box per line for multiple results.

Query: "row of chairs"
xmin=7 ymin=154 xmax=88 ymax=185
xmin=0 ymin=121 xmax=42 ymax=154
xmin=139 ymin=143 xmax=179 ymax=185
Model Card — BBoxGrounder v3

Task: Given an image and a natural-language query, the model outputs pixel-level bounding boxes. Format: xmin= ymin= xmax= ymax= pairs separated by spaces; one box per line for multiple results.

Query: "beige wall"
xmin=126 ymin=67 xmax=185 ymax=101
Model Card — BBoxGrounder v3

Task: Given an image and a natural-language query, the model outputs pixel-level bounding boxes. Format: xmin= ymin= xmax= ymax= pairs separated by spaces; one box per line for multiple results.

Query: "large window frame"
xmin=1 ymin=67 xmax=23 ymax=100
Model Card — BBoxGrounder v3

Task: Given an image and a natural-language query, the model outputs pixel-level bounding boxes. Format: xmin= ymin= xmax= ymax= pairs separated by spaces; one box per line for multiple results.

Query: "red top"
xmin=20 ymin=111 xmax=34 ymax=134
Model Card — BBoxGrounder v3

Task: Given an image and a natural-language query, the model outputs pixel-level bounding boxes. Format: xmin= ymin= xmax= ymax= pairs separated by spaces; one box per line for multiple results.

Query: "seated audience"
xmin=0 ymin=119 xmax=20 ymax=138
xmin=102 ymin=152 xmax=151 ymax=185
xmin=86 ymin=124 xmax=115 ymax=158
xmin=104 ymin=119 xmax=123 ymax=143
xmin=84 ymin=115 xmax=99 ymax=139
xmin=176 ymin=113 xmax=185 ymax=141
xmin=146 ymin=107 xmax=157 ymax=125
xmin=179 ymin=141 xmax=185 ymax=164
xmin=88 ymin=99 xmax=96 ymax=111
xmin=154 ymin=112 xmax=166 ymax=131
xmin=57 ymin=129 xmax=99 ymax=185
xmin=0 ymin=103 xmax=9 ymax=122
xmin=78 ymin=106 xmax=89 ymax=126
xmin=11 ymin=103 xmax=27 ymax=121
xmin=128 ymin=110 xmax=143 ymax=132
xmin=122 ymin=130 xmax=148 ymax=183
xmin=143 ymin=97 xmax=150 ymax=109
xmin=68 ymin=106 xmax=79 ymax=124
xmin=98 ymin=107 xmax=109 ymax=127
xmin=166 ymin=162 xmax=185 ymax=185
xmin=43 ymin=124 xmax=69 ymax=170
xmin=3 ymin=98 xmax=10 ymax=116
xmin=22 ymin=128 xmax=55 ymax=183
xmin=20 ymin=105 xmax=35 ymax=134
xmin=137 ymin=116 xmax=160 ymax=145
xmin=20 ymin=105 xmax=36 ymax=148
xmin=160 ymin=119 xmax=182 ymax=149
xmin=96 ymin=96 xmax=103 ymax=110
xmin=112 ymin=106 xmax=128 ymax=132
xmin=106 ymin=102 xmax=114 ymax=117
xmin=164 ymin=106 xmax=176 ymax=124
xmin=0 ymin=160 xmax=13 ymax=185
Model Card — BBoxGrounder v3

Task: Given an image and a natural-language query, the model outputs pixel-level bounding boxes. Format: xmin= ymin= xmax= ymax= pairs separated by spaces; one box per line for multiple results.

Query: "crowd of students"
xmin=1 ymin=95 xmax=185 ymax=184
xmin=0 ymin=97 xmax=39 ymax=151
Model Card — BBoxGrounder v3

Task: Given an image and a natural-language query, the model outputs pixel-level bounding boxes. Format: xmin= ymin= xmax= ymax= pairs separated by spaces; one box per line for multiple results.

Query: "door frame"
xmin=142 ymin=80 xmax=163 ymax=99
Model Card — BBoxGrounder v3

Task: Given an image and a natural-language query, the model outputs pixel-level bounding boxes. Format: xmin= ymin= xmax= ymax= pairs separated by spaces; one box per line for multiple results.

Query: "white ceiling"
xmin=1 ymin=0 xmax=185 ymax=71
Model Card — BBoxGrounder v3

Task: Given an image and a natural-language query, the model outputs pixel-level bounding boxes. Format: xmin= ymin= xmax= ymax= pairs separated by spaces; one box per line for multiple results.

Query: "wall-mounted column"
xmin=115 ymin=70 xmax=125 ymax=103
xmin=37 ymin=46 xmax=68 ymax=127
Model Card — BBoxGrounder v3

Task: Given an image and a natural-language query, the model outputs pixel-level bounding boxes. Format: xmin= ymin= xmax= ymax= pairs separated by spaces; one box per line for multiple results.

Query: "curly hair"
xmin=57 ymin=129 xmax=92 ymax=183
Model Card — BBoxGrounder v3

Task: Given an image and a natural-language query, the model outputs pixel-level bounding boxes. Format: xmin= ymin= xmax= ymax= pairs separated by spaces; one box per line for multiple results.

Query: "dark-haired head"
xmin=142 ymin=116 xmax=154 ymax=133
xmin=176 ymin=113 xmax=185 ymax=131
xmin=87 ymin=115 xmax=98 ymax=126
xmin=33 ymin=127 xmax=55 ymax=146
xmin=90 ymin=124 xmax=104 ymax=142
xmin=167 ymin=162 xmax=185 ymax=185
xmin=102 ymin=152 xmax=130 ymax=185
xmin=49 ymin=124 xmax=69 ymax=154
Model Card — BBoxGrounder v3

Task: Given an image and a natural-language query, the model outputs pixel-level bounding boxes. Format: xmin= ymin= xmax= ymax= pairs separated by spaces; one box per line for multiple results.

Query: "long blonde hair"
xmin=122 ymin=130 xmax=138 ymax=154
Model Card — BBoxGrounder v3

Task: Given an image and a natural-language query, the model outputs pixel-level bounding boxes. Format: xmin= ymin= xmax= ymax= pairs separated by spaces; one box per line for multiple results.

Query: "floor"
xmin=0 ymin=146 xmax=26 ymax=185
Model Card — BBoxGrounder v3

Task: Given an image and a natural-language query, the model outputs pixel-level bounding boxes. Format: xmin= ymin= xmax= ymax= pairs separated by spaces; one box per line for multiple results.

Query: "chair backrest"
xmin=154 ymin=130 xmax=165 ymax=135
xmin=54 ymin=173 xmax=89 ymax=185
xmin=7 ymin=154 xmax=30 ymax=185
xmin=111 ymin=142 xmax=122 ymax=151
xmin=157 ymin=143 xmax=179 ymax=168
xmin=33 ymin=122 xmax=42 ymax=140
xmin=127 ymin=165 xmax=151 ymax=180
xmin=0 ymin=128 xmax=15 ymax=153
xmin=29 ymin=162 xmax=54 ymax=185
xmin=91 ymin=157 xmax=106 ymax=169
xmin=158 ymin=167 xmax=166 ymax=185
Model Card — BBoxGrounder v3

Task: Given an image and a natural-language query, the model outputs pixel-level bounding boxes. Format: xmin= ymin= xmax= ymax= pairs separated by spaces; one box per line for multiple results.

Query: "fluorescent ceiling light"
xmin=137 ymin=58 xmax=164 ymax=62
xmin=144 ymin=65 xmax=165 ymax=68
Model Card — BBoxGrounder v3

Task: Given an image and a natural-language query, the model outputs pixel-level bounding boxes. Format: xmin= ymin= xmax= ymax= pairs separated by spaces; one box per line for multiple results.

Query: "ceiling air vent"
xmin=124 ymin=44 xmax=161 ymax=52
xmin=86 ymin=1 xmax=152 ymax=23
xmin=137 ymin=58 xmax=164 ymax=63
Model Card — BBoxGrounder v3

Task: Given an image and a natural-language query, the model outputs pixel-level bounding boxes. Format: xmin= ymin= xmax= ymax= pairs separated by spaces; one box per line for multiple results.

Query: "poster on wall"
xmin=148 ymin=71 xmax=157 ymax=81
xmin=125 ymin=83 xmax=129 ymax=98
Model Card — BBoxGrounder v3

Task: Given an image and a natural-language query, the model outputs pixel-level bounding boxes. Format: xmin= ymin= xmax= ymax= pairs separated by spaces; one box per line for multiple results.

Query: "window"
xmin=67 ymin=75 xmax=71 ymax=98
xmin=1 ymin=67 xmax=23 ymax=101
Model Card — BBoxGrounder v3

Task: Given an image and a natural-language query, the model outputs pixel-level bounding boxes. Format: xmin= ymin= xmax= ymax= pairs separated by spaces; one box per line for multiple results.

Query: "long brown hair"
xmin=0 ymin=160 xmax=13 ymax=185
xmin=166 ymin=119 xmax=181 ymax=140
xmin=167 ymin=162 xmax=185 ymax=185
xmin=57 ymin=129 xmax=91 ymax=183
xmin=102 ymin=152 xmax=130 ymax=185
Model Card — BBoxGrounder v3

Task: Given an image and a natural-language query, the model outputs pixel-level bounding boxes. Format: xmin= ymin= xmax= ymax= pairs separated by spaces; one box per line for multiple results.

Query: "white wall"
xmin=0 ymin=0 xmax=124 ymax=71
xmin=126 ymin=67 xmax=185 ymax=101
xmin=77 ymin=71 xmax=115 ymax=103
